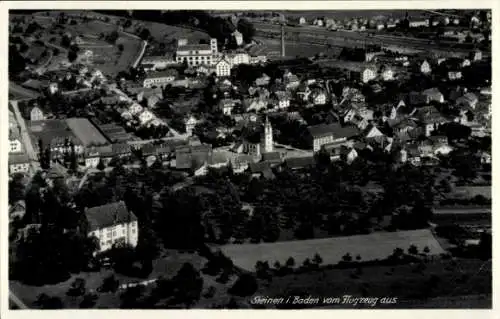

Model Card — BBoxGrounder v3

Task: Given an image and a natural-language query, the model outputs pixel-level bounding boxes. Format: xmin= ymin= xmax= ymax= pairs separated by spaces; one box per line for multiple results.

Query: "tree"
xmin=106 ymin=30 xmax=119 ymax=44
xmin=228 ymin=273 xmax=258 ymax=297
xmin=313 ymin=253 xmax=323 ymax=266
xmin=236 ymin=19 xmax=255 ymax=44
xmin=66 ymin=277 xmax=86 ymax=296
xmin=97 ymin=158 xmax=106 ymax=171
xmin=68 ymin=50 xmax=78 ymax=62
xmin=408 ymin=244 xmax=419 ymax=255
xmin=34 ymin=293 xmax=64 ymax=309
xmin=99 ymin=274 xmax=119 ymax=293
xmin=423 ymin=246 xmax=430 ymax=254
xmin=273 ymin=261 xmax=281 ymax=270
xmin=285 ymin=257 xmax=295 ymax=268
xmin=139 ymin=28 xmax=151 ymax=40
xmin=342 ymin=253 xmax=353 ymax=262
xmin=118 ymin=43 xmax=124 ymax=52
xmin=80 ymin=292 xmax=98 ymax=308
xmin=171 ymin=262 xmax=204 ymax=307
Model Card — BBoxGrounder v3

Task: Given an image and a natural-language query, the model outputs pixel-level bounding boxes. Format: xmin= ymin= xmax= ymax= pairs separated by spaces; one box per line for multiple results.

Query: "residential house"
xmin=242 ymin=97 xmax=268 ymax=112
xmin=9 ymin=153 xmax=30 ymax=175
xmin=9 ymin=130 xmax=22 ymax=153
xmin=419 ymin=59 xmax=432 ymax=74
xmin=310 ymin=88 xmax=327 ymax=106
xmin=470 ymin=50 xmax=482 ymax=61
xmin=138 ymin=110 xmax=155 ymax=126
xmin=379 ymin=65 xmax=394 ymax=81
xmin=363 ymin=124 xmax=384 ymax=140
xmin=448 ymin=70 xmax=463 ymax=81
xmin=9 ymin=200 xmax=26 ymax=221
xmin=30 ymin=106 xmax=45 ymax=122
xmin=283 ymin=156 xmax=315 ymax=171
xmin=215 ymin=58 xmax=232 ymax=77
xmin=184 ymin=115 xmax=198 ymax=136
xmin=86 ymin=201 xmax=138 ymax=254
xmin=255 ymin=73 xmax=271 ymax=86
xmin=248 ymin=162 xmax=275 ymax=180
xmin=415 ymin=106 xmax=448 ymax=136
xmin=296 ymin=83 xmax=312 ymax=101
xmin=299 ymin=17 xmax=307 ymax=25
xmin=313 ymin=18 xmax=325 ymax=27
xmin=128 ymin=103 xmax=144 ymax=116
xmin=218 ymin=99 xmax=236 ymax=115
xmin=456 ymin=93 xmax=479 ymax=110
xmin=409 ymin=88 xmax=444 ymax=105
xmin=143 ymin=69 xmax=178 ymax=88
xmin=140 ymin=55 xmax=177 ymax=71
xmin=226 ymin=52 xmax=250 ymax=69
xmin=232 ymin=30 xmax=244 ymax=46
xmin=271 ymin=91 xmax=291 ymax=110
xmin=307 ymin=123 xmax=359 ymax=152
xmin=341 ymin=146 xmax=358 ymax=164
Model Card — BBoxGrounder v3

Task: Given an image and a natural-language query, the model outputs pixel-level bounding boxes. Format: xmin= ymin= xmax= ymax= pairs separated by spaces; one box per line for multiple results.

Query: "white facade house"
xmin=86 ymin=201 xmax=139 ymax=254
xmin=185 ymin=115 xmax=198 ymax=136
xmin=232 ymin=30 xmax=244 ymax=46
xmin=215 ymin=58 xmax=232 ymax=77
xmin=30 ymin=107 xmax=45 ymax=121
xmin=138 ymin=110 xmax=155 ymax=125
xmin=9 ymin=130 xmax=22 ymax=153
xmin=420 ymin=60 xmax=432 ymax=74
xmin=176 ymin=38 xmax=218 ymax=66
xmin=228 ymin=52 xmax=250 ymax=67
xmin=9 ymin=153 xmax=30 ymax=175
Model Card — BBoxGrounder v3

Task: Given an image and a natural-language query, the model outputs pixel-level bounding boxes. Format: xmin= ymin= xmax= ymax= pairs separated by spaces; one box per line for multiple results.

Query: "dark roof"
xmin=9 ymin=153 xmax=30 ymax=165
xmin=177 ymin=44 xmax=212 ymax=51
xmin=284 ymin=156 xmax=315 ymax=169
xmin=145 ymin=69 xmax=178 ymax=79
xmin=308 ymin=123 xmax=359 ymax=139
xmin=85 ymin=201 xmax=137 ymax=232
xmin=262 ymin=151 xmax=282 ymax=163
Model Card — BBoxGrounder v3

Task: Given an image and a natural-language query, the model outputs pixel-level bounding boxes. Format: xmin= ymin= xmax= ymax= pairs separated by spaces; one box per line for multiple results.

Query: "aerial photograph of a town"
xmin=6 ymin=7 xmax=492 ymax=310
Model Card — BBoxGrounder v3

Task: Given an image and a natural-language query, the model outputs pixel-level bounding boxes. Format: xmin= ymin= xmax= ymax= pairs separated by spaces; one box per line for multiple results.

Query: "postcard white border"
xmin=1 ymin=1 xmax=497 ymax=318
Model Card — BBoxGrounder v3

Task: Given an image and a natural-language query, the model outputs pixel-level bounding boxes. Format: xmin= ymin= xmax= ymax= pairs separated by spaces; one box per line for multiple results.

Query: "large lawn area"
xmin=220 ymin=229 xmax=445 ymax=272
xmin=253 ymin=258 xmax=491 ymax=309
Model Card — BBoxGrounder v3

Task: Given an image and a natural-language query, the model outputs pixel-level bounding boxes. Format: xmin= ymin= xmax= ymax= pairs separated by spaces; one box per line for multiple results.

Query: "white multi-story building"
xmin=176 ymin=38 xmax=218 ymax=66
xmin=215 ymin=58 xmax=232 ymax=77
xmin=9 ymin=130 xmax=22 ymax=153
xmin=86 ymin=201 xmax=139 ymax=254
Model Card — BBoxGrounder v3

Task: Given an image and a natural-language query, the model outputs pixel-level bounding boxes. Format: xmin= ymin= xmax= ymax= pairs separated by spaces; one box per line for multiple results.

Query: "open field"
xmin=220 ymin=229 xmax=445 ymax=271
xmin=255 ymin=258 xmax=491 ymax=308
xmin=255 ymin=37 xmax=342 ymax=59
xmin=452 ymin=186 xmax=491 ymax=199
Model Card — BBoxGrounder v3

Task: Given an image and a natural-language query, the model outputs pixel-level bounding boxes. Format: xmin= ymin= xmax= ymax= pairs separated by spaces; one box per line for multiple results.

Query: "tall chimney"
xmin=281 ymin=24 xmax=286 ymax=57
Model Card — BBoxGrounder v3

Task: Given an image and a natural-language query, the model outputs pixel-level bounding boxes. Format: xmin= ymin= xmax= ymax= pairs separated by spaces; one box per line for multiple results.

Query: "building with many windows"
xmin=175 ymin=38 xmax=218 ymax=66
xmin=143 ymin=69 xmax=179 ymax=88
xmin=86 ymin=201 xmax=139 ymax=254
xmin=215 ymin=58 xmax=232 ymax=77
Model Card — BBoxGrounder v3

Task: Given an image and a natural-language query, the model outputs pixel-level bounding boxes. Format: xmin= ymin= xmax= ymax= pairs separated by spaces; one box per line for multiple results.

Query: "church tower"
xmin=262 ymin=116 xmax=274 ymax=153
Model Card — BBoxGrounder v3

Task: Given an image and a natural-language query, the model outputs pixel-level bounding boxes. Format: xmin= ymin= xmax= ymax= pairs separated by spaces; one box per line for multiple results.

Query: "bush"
xmin=66 ymin=278 xmax=86 ymax=296
xmin=228 ymin=273 xmax=258 ymax=297
xmin=79 ymin=293 xmax=98 ymax=308
xmin=99 ymin=274 xmax=119 ymax=293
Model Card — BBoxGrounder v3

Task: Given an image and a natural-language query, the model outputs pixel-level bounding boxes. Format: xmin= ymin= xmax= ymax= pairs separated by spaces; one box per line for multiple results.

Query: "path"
xmin=9 ymin=291 xmax=29 ymax=309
